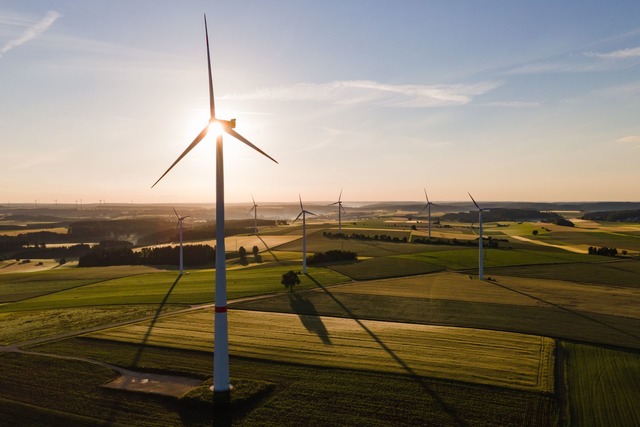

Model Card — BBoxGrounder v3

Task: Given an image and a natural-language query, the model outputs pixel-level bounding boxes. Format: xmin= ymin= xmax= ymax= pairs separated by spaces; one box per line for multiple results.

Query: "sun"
xmin=208 ymin=121 xmax=224 ymax=137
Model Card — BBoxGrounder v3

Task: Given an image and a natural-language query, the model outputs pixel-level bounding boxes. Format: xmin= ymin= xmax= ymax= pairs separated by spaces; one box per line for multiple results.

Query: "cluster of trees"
xmin=582 ymin=209 xmax=640 ymax=222
xmin=323 ymin=231 xmax=408 ymax=243
xmin=238 ymin=246 xmax=262 ymax=265
xmin=13 ymin=244 xmax=91 ymax=260
xmin=322 ymin=230 xmax=506 ymax=248
xmin=588 ymin=246 xmax=618 ymax=257
xmin=306 ymin=249 xmax=357 ymax=265
xmin=550 ymin=218 xmax=574 ymax=227
xmin=78 ymin=244 xmax=215 ymax=267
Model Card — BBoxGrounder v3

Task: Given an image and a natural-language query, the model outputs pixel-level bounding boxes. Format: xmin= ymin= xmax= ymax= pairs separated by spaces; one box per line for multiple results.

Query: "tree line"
xmin=78 ymin=244 xmax=215 ymax=267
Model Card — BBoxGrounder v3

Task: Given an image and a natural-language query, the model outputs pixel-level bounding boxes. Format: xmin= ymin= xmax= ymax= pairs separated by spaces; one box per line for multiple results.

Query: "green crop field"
xmin=486 ymin=258 xmax=640 ymax=288
xmin=0 ymin=305 xmax=181 ymax=345
xmin=329 ymin=256 xmax=444 ymax=280
xmin=85 ymin=308 xmax=554 ymax=393
xmin=563 ymin=342 xmax=640 ymax=427
xmin=0 ymin=266 xmax=349 ymax=312
xmin=274 ymin=231 xmax=430 ymax=257
xmin=0 ymin=265 xmax=157 ymax=303
xmin=398 ymin=248 xmax=590 ymax=271
xmin=233 ymin=273 xmax=640 ymax=350
xmin=28 ymin=339 xmax=555 ymax=426
xmin=538 ymin=230 xmax=640 ymax=253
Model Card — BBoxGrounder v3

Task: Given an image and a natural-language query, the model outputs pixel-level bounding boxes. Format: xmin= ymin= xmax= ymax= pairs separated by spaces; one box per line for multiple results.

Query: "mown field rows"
xmin=86 ymin=308 xmax=555 ymax=393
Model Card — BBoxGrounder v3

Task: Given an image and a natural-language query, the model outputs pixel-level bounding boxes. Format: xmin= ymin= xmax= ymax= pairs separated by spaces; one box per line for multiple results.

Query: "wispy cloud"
xmin=480 ymin=101 xmax=539 ymax=108
xmin=615 ymin=135 xmax=640 ymax=144
xmin=585 ymin=46 xmax=640 ymax=59
xmin=222 ymin=80 xmax=501 ymax=107
xmin=1 ymin=10 xmax=61 ymax=57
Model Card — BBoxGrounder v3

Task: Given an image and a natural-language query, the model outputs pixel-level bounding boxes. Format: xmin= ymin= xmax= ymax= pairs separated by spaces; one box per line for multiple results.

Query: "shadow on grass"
xmin=305 ymin=273 xmax=468 ymax=427
xmin=128 ymin=274 xmax=183 ymax=369
xmin=289 ymin=292 xmax=332 ymax=345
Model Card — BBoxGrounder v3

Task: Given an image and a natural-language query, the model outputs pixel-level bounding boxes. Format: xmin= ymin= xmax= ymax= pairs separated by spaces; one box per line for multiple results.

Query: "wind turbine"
xmin=173 ymin=208 xmax=190 ymax=275
xmin=293 ymin=195 xmax=316 ymax=274
xmin=417 ymin=188 xmax=435 ymax=239
xmin=152 ymin=15 xmax=277 ymax=398
xmin=248 ymin=195 xmax=259 ymax=234
xmin=328 ymin=189 xmax=346 ymax=232
xmin=468 ymin=193 xmax=489 ymax=280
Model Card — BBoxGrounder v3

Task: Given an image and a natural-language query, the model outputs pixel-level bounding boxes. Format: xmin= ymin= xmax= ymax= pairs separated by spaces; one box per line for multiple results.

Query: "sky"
xmin=1 ymin=1 xmax=640 ymax=205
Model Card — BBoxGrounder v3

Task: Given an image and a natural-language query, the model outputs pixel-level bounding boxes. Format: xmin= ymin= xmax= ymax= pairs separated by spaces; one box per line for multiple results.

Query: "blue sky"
xmin=1 ymin=1 xmax=639 ymax=204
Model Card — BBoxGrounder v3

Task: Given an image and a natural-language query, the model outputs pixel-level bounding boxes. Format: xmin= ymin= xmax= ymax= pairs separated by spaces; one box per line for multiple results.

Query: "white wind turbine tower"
xmin=152 ymin=15 xmax=278 ymax=398
xmin=173 ymin=208 xmax=190 ymax=275
xmin=417 ymin=188 xmax=435 ymax=239
xmin=293 ymin=195 xmax=316 ymax=274
xmin=468 ymin=193 xmax=489 ymax=280
xmin=328 ymin=188 xmax=346 ymax=232
xmin=248 ymin=195 xmax=259 ymax=234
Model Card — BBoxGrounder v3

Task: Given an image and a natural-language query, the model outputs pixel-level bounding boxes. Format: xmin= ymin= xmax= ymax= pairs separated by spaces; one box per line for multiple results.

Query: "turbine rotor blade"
xmin=293 ymin=211 xmax=303 ymax=223
xmin=298 ymin=194 xmax=303 ymax=210
xmin=248 ymin=206 xmax=255 ymax=214
xmin=327 ymin=201 xmax=339 ymax=206
xmin=204 ymin=14 xmax=215 ymax=119
xmin=338 ymin=188 xmax=343 ymax=202
xmin=225 ymin=127 xmax=278 ymax=164
xmin=468 ymin=192 xmax=480 ymax=210
xmin=152 ymin=125 xmax=209 ymax=188
xmin=424 ymin=188 xmax=430 ymax=204
xmin=173 ymin=207 xmax=180 ymax=219
xmin=417 ymin=205 xmax=427 ymax=215
xmin=305 ymin=210 xmax=317 ymax=216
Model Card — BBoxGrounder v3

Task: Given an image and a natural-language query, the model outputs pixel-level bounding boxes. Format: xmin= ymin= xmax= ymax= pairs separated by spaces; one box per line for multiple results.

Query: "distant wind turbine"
xmin=468 ymin=193 xmax=489 ymax=280
xmin=151 ymin=15 xmax=277 ymax=397
xmin=417 ymin=189 xmax=435 ymax=239
xmin=293 ymin=195 xmax=316 ymax=274
xmin=248 ymin=195 xmax=259 ymax=234
xmin=173 ymin=208 xmax=190 ymax=275
xmin=328 ymin=188 xmax=346 ymax=232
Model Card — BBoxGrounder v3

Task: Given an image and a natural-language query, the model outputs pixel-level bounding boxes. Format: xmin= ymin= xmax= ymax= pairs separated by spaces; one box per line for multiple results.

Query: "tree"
xmin=532 ymin=230 xmax=539 ymax=236
xmin=252 ymin=245 xmax=262 ymax=263
xmin=238 ymin=246 xmax=248 ymax=265
xmin=281 ymin=270 xmax=300 ymax=292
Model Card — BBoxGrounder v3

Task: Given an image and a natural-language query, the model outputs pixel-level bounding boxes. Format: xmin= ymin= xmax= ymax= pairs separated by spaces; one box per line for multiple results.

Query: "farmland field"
xmin=22 ymin=340 xmax=555 ymax=426
xmin=85 ymin=308 xmax=555 ymax=393
xmin=563 ymin=342 xmax=640 ymax=427
xmin=3 ymin=211 xmax=640 ymax=425
xmin=0 ymin=265 xmax=349 ymax=312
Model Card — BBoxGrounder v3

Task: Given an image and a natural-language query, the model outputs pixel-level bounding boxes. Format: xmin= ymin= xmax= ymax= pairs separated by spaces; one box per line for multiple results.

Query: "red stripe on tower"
xmin=215 ymin=306 xmax=227 ymax=313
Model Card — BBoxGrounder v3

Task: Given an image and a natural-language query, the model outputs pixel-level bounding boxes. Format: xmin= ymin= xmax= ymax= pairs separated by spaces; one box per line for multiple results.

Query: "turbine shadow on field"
xmin=289 ymin=292 xmax=332 ymax=345
xmin=257 ymin=235 xmax=285 ymax=265
xmin=305 ymin=273 xmax=468 ymax=427
xmin=130 ymin=274 xmax=183 ymax=369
